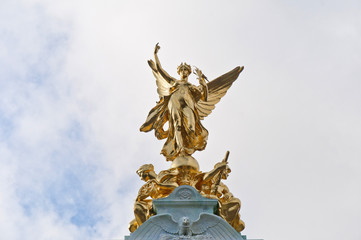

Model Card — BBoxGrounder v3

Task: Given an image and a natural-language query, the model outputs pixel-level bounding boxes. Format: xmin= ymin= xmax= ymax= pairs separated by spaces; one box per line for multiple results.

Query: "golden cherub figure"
xmin=140 ymin=43 xmax=244 ymax=168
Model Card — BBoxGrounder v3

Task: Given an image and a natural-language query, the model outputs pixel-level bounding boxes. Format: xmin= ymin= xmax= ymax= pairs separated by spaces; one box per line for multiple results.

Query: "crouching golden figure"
xmin=129 ymin=152 xmax=245 ymax=233
xmin=128 ymin=164 xmax=179 ymax=232
xmin=193 ymin=152 xmax=245 ymax=232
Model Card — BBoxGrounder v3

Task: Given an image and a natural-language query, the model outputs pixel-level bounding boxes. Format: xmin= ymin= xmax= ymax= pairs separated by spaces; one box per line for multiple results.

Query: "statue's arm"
xmin=203 ymin=162 xmax=227 ymax=182
xmin=153 ymin=43 xmax=175 ymax=84
xmin=157 ymin=181 xmax=178 ymax=189
xmin=194 ymin=67 xmax=208 ymax=101
xmin=136 ymin=181 xmax=155 ymax=201
xmin=153 ymin=43 xmax=161 ymax=67
xmin=200 ymin=80 xmax=208 ymax=101
xmin=136 ymin=189 xmax=149 ymax=201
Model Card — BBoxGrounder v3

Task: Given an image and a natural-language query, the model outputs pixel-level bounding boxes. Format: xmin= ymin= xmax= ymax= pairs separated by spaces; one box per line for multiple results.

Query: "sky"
xmin=0 ymin=0 xmax=360 ymax=239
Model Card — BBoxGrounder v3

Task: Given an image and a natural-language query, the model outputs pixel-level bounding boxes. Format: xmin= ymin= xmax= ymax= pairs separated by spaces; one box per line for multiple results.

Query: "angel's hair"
xmin=136 ymin=164 xmax=154 ymax=176
xmin=177 ymin=62 xmax=192 ymax=75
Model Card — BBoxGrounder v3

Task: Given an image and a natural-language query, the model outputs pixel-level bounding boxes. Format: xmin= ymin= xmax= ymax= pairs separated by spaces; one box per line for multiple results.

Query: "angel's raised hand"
xmin=154 ymin=43 xmax=160 ymax=54
xmin=193 ymin=67 xmax=202 ymax=77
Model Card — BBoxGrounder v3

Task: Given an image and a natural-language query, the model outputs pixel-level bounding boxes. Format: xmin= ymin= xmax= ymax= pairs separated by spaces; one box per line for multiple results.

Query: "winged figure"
xmin=140 ymin=43 xmax=244 ymax=161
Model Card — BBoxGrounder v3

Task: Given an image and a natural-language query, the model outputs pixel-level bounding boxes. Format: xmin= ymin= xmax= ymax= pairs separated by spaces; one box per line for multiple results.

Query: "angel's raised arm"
xmin=153 ymin=43 xmax=161 ymax=68
xmin=148 ymin=43 xmax=176 ymax=84
xmin=147 ymin=44 xmax=177 ymax=98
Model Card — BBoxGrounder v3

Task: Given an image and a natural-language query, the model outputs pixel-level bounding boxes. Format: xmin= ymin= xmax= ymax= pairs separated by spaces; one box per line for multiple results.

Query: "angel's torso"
xmin=168 ymin=81 xmax=199 ymax=110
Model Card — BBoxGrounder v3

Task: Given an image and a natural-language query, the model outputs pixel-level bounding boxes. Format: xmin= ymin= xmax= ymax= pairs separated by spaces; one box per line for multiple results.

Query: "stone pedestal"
xmin=125 ymin=186 xmax=262 ymax=240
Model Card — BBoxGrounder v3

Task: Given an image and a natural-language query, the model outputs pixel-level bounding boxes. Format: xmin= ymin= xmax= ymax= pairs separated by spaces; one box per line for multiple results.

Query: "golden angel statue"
xmin=140 ymin=43 xmax=244 ymax=166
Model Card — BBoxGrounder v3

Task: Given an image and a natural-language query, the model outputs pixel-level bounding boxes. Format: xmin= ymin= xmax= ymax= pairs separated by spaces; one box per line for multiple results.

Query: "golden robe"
xmin=140 ymin=80 xmax=208 ymax=161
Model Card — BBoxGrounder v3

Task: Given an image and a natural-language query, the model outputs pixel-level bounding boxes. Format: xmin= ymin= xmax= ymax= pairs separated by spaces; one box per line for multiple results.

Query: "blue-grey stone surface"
xmin=153 ymin=185 xmax=218 ymax=223
xmin=125 ymin=185 xmax=262 ymax=240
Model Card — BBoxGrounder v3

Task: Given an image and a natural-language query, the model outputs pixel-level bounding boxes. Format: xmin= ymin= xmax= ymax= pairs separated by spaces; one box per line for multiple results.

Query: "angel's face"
xmin=139 ymin=170 xmax=154 ymax=182
xmin=139 ymin=171 xmax=149 ymax=181
xmin=222 ymin=166 xmax=231 ymax=180
xmin=179 ymin=68 xmax=190 ymax=80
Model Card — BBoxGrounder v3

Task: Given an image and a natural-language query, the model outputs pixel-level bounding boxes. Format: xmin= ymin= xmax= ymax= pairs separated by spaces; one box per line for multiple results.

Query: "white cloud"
xmin=0 ymin=0 xmax=360 ymax=239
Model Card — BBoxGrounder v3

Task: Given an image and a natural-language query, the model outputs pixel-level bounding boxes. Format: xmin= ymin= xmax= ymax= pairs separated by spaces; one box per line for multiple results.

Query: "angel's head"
xmin=214 ymin=162 xmax=231 ymax=180
xmin=177 ymin=62 xmax=191 ymax=80
xmin=222 ymin=165 xmax=231 ymax=179
xmin=136 ymin=164 xmax=156 ymax=182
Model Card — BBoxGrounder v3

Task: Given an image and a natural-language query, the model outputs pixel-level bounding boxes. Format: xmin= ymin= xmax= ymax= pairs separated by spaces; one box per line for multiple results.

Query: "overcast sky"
xmin=0 ymin=0 xmax=360 ymax=240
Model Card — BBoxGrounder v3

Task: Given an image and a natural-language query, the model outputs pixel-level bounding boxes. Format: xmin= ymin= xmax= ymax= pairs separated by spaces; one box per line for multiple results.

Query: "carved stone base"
xmin=125 ymin=186 xmax=256 ymax=240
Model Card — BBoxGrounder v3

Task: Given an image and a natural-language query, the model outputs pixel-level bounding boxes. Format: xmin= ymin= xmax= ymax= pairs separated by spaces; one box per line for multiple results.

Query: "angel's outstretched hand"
xmin=194 ymin=67 xmax=207 ymax=84
xmin=154 ymin=42 xmax=160 ymax=54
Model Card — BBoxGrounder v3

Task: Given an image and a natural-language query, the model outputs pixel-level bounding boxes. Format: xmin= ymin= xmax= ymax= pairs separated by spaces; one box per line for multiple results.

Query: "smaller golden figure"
xmin=212 ymin=162 xmax=245 ymax=232
xmin=129 ymin=153 xmax=245 ymax=233
xmin=129 ymin=164 xmax=179 ymax=232
xmin=194 ymin=152 xmax=245 ymax=231
xmin=218 ymin=183 xmax=245 ymax=232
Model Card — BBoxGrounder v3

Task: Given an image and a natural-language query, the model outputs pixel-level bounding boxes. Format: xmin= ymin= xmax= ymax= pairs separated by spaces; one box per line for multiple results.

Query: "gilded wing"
xmin=148 ymin=59 xmax=176 ymax=98
xmin=195 ymin=66 xmax=244 ymax=120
